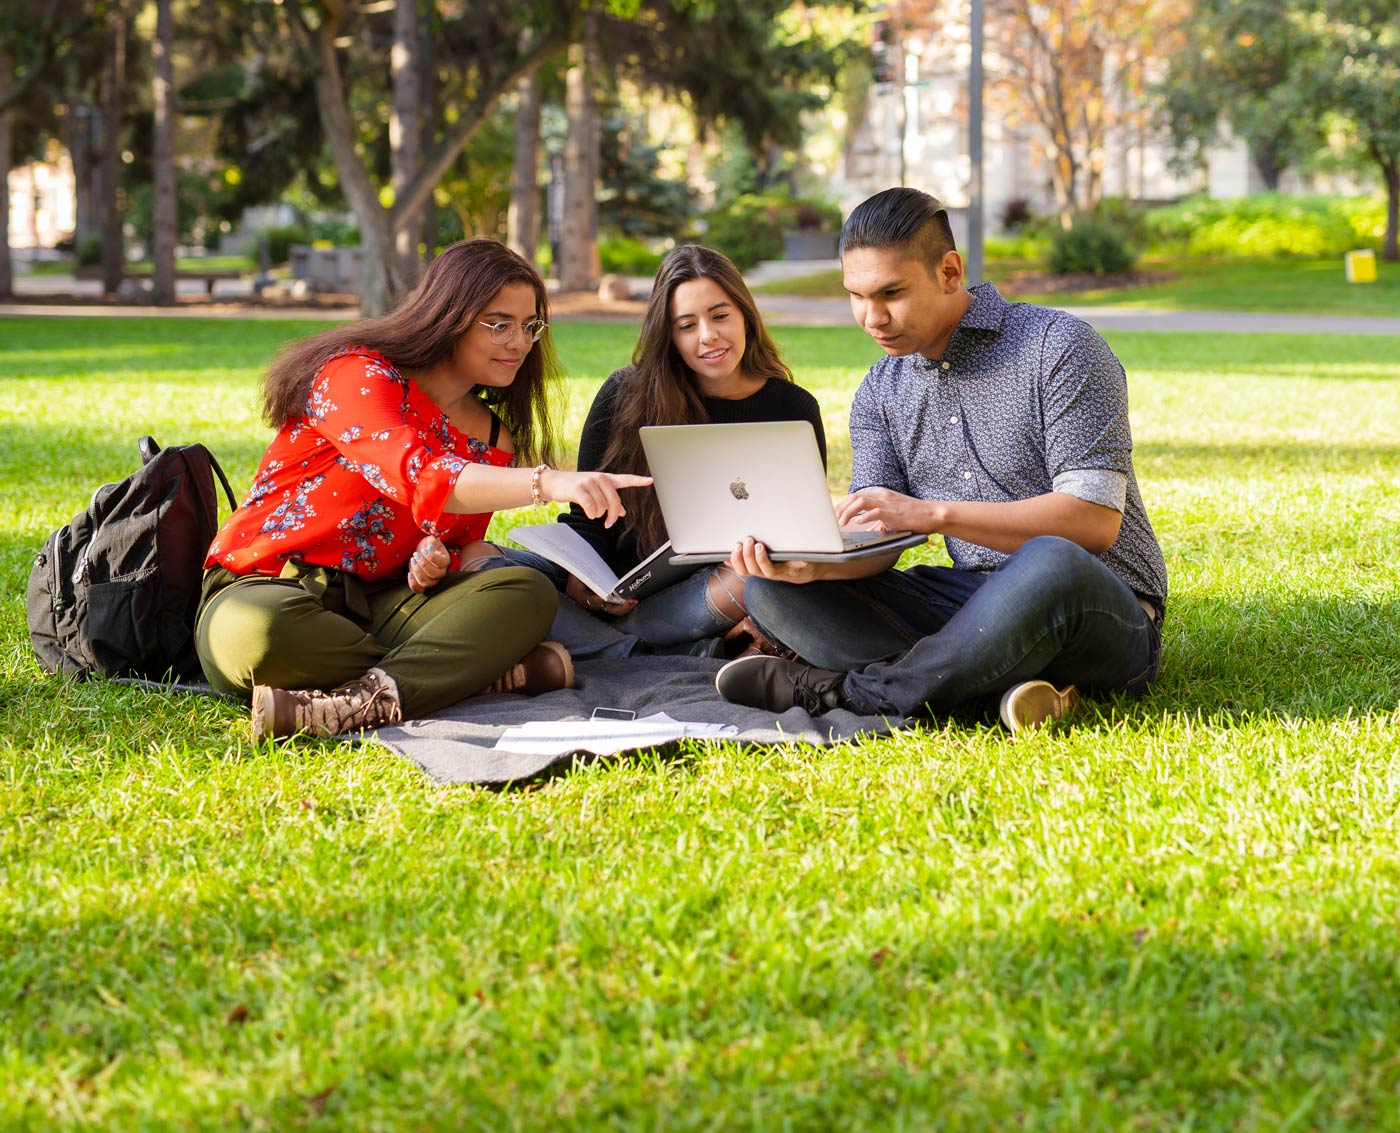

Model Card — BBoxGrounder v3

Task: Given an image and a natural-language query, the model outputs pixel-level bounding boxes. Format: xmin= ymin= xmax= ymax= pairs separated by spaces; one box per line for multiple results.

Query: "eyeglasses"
xmin=478 ymin=317 xmax=549 ymax=344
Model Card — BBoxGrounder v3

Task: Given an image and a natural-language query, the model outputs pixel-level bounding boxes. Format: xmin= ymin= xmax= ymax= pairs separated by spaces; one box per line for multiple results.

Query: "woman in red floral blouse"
xmin=196 ymin=238 xmax=649 ymax=742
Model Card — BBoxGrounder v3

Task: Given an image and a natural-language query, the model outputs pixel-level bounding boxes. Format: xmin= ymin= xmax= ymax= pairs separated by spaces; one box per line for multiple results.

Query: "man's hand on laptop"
xmin=836 ymin=488 xmax=932 ymax=534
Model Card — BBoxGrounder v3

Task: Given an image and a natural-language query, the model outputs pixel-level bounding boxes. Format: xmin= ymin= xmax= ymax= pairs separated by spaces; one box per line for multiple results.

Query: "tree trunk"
xmin=419 ymin=2 xmax=436 ymax=260
xmin=390 ymin=0 xmax=422 ymax=287
xmin=1250 ymin=139 xmax=1283 ymax=191
xmin=508 ymin=68 xmax=541 ymax=265
xmin=558 ymin=12 xmax=600 ymax=292
xmin=304 ymin=12 xmax=409 ymax=316
xmin=151 ymin=0 xmax=177 ymax=304
xmin=98 ymin=5 xmax=126 ymax=295
xmin=64 ymin=102 xmax=98 ymax=250
xmin=1379 ymin=150 xmax=1399 ymax=263
xmin=1052 ymin=150 xmax=1077 ymax=226
xmin=0 ymin=52 xmax=12 ymax=300
xmin=289 ymin=0 xmax=564 ymax=314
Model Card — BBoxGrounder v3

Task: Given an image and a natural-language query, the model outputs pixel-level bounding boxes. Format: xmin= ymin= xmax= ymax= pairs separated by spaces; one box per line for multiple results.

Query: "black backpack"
xmin=27 ymin=436 xmax=238 ymax=681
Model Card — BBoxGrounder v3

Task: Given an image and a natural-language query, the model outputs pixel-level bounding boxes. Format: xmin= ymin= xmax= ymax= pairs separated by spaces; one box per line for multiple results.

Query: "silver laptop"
xmin=639 ymin=421 xmax=926 ymax=564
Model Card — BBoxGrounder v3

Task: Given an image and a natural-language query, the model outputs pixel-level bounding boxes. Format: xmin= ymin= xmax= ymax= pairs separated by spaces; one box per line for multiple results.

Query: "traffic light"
xmin=871 ymin=19 xmax=896 ymax=85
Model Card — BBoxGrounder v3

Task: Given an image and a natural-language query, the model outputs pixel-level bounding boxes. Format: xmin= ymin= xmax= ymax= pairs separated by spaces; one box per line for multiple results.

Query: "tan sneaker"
xmin=251 ymin=666 xmax=403 ymax=742
xmin=998 ymin=680 xmax=1079 ymax=735
xmin=482 ymin=641 xmax=574 ymax=696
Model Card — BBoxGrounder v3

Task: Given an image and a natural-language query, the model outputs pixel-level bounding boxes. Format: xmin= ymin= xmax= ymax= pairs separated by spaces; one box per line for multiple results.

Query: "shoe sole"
xmin=538 ymin=641 xmax=575 ymax=690
xmin=250 ymin=684 xmax=277 ymax=743
xmin=998 ymin=681 xmax=1079 ymax=735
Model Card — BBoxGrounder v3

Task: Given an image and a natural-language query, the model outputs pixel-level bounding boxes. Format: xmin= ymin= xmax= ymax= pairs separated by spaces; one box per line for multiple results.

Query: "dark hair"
xmin=260 ymin=237 xmax=560 ymax=466
xmin=839 ymin=187 xmax=957 ymax=276
xmin=598 ymin=243 xmax=794 ymax=553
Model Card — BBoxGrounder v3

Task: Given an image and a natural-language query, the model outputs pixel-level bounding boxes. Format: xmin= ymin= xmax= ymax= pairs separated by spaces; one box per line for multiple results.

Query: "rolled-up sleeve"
xmin=1041 ymin=320 xmax=1135 ymax=485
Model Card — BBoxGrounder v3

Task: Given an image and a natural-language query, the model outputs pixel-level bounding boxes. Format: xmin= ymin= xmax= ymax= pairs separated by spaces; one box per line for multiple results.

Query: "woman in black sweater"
xmin=559 ymin=244 xmax=826 ymax=647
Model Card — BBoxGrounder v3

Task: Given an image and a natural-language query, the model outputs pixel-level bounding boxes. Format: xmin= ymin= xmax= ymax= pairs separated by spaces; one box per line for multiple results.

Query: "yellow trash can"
xmin=1345 ymin=249 xmax=1377 ymax=283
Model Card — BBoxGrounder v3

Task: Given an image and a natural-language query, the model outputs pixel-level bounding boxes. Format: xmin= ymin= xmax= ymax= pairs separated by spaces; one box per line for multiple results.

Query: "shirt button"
xmin=949 ymin=415 xmax=958 ymax=424
xmin=941 ymin=362 xmax=951 ymax=370
xmin=963 ymin=471 xmax=972 ymax=480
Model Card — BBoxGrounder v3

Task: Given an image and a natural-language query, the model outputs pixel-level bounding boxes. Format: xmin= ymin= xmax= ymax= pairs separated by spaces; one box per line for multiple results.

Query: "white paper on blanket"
xmin=493 ymin=712 xmax=738 ymax=756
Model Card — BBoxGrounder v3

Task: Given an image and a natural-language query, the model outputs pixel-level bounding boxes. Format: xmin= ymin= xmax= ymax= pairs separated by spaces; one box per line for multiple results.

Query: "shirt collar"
xmin=910 ymin=282 xmax=1007 ymax=372
xmin=960 ymin=281 xmax=1008 ymax=333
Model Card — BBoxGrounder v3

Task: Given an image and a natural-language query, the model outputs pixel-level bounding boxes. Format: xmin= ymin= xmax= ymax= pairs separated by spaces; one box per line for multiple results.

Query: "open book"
xmin=507 ymin=523 xmax=691 ymax=604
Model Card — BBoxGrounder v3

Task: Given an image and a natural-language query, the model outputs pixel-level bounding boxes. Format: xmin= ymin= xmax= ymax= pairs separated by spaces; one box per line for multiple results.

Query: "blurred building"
xmin=7 ymin=154 xmax=76 ymax=255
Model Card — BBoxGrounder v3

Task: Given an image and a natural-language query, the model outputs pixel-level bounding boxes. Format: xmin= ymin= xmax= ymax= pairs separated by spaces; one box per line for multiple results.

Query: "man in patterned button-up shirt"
xmin=716 ymin=187 xmax=1167 ymax=733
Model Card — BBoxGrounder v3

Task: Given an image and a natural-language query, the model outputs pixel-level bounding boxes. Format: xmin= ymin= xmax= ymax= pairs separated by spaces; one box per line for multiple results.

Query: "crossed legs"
xmin=740 ymin=536 xmax=1161 ymax=718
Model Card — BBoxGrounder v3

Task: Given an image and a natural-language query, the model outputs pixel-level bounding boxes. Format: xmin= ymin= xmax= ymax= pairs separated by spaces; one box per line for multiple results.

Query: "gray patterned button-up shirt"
xmin=849 ymin=282 xmax=1168 ymax=609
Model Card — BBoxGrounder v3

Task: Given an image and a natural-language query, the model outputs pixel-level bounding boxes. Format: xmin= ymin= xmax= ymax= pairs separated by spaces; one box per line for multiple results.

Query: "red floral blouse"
xmin=206 ymin=347 xmax=512 ymax=580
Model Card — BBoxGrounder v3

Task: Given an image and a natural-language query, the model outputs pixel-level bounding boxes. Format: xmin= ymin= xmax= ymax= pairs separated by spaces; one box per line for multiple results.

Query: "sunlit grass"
xmin=754 ymin=256 xmax=1400 ymax=318
xmin=2 ymin=317 xmax=1400 ymax=1130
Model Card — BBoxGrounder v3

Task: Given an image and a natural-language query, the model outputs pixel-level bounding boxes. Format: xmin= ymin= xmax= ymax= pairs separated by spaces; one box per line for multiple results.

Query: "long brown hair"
xmin=260 ymin=238 xmax=560 ymax=466
xmin=599 ymin=244 xmax=793 ymax=552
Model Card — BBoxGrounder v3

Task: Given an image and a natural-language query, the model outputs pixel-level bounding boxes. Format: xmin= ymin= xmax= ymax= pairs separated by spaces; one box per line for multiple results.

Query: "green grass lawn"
xmin=756 ymin=256 xmax=1400 ymax=318
xmin=3 ymin=317 xmax=1400 ymax=1129
xmin=21 ymin=254 xmax=258 ymax=277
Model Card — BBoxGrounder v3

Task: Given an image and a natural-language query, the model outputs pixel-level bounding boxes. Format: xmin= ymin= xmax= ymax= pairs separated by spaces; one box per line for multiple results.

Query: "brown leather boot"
xmin=482 ymin=641 xmax=574 ymax=696
xmin=724 ymin=616 xmax=800 ymax=661
xmin=251 ymin=666 xmax=404 ymax=742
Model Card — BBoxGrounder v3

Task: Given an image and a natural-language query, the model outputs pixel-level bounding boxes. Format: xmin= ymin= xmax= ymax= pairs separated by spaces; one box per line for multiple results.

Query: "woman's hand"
xmin=407 ymin=534 xmax=451 ymax=593
xmin=565 ymin=572 xmax=637 ymax=616
xmin=541 ymin=470 xmax=652 ymax=528
xmin=726 ymin=536 xmax=818 ymax=585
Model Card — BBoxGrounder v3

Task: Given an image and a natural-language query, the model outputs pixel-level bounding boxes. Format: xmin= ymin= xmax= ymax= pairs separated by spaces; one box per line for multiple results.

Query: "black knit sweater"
xmin=560 ymin=366 xmax=827 ymax=574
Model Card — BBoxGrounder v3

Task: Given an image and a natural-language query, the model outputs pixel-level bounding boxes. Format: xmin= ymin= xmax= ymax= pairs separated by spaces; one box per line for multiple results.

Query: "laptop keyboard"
xmin=840 ymin=529 xmax=904 ymax=548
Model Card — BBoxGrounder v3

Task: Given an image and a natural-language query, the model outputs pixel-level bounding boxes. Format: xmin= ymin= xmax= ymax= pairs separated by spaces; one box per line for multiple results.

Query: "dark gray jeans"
xmin=742 ymin=535 xmax=1163 ymax=717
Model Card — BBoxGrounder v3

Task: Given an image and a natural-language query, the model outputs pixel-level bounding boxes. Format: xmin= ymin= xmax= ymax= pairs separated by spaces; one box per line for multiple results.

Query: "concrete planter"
xmin=289 ymin=244 xmax=364 ymax=293
xmin=782 ymin=231 xmax=839 ymax=260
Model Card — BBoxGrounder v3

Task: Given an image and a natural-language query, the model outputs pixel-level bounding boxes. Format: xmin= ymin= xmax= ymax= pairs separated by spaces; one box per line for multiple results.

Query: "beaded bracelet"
xmin=530 ymin=463 xmax=549 ymax=505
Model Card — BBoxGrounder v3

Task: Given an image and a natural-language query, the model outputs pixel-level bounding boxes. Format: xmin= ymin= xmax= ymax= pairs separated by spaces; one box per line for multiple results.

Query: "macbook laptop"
xmin=639 ymin=421 xmax=927 ymax=564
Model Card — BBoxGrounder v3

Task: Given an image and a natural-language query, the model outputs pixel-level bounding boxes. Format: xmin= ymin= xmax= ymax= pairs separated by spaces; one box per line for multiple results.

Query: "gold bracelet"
xmin=530 ymin=463 xmax=549 ymax=505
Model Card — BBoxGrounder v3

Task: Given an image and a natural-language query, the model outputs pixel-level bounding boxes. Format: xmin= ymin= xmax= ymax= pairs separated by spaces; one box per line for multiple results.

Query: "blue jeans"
xmin=742 ymin=535 xmax=1162 ymax=717
xmin=610 ymin=565 xmax=740 ymax=646
xmin=490 ymin=548 xmax=735 ymax=657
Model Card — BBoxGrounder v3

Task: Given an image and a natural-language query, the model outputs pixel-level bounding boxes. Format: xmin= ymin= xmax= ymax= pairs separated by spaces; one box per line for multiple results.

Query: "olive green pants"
xmin=195 ymin=562 xmax=558 ymax=718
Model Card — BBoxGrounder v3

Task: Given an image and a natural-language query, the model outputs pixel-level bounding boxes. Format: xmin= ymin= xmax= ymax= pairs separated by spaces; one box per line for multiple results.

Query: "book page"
xmin=507 ymin=524 xmax=621 ymax=602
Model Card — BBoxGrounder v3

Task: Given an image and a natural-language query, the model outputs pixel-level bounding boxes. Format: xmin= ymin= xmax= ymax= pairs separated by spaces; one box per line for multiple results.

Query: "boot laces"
xmin=299 ymin=669 xmax=402 ymax=732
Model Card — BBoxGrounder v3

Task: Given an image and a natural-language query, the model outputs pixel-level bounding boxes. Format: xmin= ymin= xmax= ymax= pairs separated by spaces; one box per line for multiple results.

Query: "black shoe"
xmin=715 ymin=655 xmax=847 ymax=714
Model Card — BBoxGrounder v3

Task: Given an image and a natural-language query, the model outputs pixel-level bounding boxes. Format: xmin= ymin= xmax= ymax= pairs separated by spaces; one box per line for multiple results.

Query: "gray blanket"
xmin=373 ymin=655 xmax=908 ymax=787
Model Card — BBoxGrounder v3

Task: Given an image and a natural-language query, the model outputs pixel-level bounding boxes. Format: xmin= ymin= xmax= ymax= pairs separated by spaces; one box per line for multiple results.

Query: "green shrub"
xmin=307 ymin=217 xmax=361 ymax=246
xmin=985 ymin=233 xmax=1048 ymax=260
xmin=598 ymin=237 xmax=664 ymax=276
xmin=1145 ymin=193 xmax=1385 ymax=259
xmin=1090 ymin=196 xmax=1152 ymax=248
xmin=1047 ymin=215 xmax=1138 ymax=276
xmin=697 ymin=190 xmax=841 ymax=270
xmin=698 ymin=193 xmax=788 ymax=269
xmin=75 ymin=233 xmax=104 ymax=267
xmin=260 ymin=224 xmax=312 ymax=265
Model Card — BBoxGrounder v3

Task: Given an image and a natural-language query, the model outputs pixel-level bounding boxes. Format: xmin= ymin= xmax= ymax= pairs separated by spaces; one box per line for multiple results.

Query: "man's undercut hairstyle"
xmin=840 ymin=187 xmax=956 ymax=275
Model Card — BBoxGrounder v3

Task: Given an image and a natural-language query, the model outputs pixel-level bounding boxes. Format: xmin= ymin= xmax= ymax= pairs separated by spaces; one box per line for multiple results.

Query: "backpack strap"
xmin=139 ymin=435 xmax=237 ymax=512
xmin=208 ymin=452 xmax=238 ymax=513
